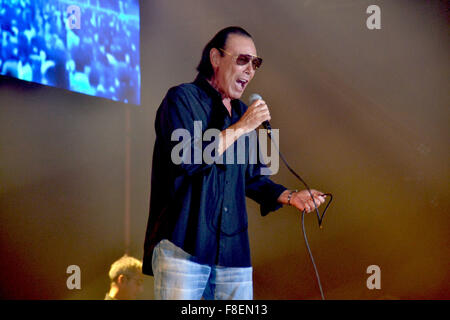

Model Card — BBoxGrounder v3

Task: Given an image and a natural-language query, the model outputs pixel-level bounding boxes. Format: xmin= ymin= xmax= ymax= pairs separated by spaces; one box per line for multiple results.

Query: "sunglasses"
xmin=219 ymin=48 xmax=263 ymax=70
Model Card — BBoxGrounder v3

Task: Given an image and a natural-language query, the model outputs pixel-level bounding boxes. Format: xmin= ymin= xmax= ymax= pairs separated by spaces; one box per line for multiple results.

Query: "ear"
xmin=209 ymin=48 xmax=221 ymax=69
xmin=117 ymin=274 xmax=126 ymax=285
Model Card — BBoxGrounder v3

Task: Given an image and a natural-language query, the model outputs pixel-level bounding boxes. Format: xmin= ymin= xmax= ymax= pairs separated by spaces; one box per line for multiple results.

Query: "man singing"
xmin=143 ymin=26 xmax=326 ymax=300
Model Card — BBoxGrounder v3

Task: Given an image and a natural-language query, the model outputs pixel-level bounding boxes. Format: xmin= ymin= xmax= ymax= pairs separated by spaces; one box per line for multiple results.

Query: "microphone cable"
xmin=265 ymin=126 xmax=333 ymax=300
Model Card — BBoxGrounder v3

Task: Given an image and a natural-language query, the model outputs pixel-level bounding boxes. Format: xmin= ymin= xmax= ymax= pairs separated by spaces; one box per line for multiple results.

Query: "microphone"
xmin=248 ymin=93 xmax=272 ymax=133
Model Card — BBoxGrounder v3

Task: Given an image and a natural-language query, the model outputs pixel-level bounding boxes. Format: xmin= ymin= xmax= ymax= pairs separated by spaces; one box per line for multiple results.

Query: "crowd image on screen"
xmin=0 ymin=0 xmax=140 ymax=105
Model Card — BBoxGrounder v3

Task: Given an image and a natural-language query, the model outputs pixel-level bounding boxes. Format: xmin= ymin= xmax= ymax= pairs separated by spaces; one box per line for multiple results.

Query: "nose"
xmin=244 ymin=62 xmax=254 ymax=77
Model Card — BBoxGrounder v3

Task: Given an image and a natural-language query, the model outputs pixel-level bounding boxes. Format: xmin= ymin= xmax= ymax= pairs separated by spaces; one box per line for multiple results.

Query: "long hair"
xmin=196 ymin=26 xmax=252 ymax=79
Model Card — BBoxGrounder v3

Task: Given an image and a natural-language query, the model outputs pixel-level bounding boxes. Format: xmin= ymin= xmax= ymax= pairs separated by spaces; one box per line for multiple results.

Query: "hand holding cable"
xmin=283 ymin=189 xmax=326 ymax=213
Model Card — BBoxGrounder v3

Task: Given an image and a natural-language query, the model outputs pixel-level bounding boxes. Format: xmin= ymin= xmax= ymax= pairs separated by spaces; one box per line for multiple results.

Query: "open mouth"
xmin=236 ymin=78 xmax=248 ymax=90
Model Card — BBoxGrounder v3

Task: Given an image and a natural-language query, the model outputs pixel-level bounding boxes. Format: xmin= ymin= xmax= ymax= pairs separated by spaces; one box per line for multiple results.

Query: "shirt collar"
xmin=193 ymin=74 xmax=223 ymax=101
xmin=193 ymin=74 xmax=244 ymax=117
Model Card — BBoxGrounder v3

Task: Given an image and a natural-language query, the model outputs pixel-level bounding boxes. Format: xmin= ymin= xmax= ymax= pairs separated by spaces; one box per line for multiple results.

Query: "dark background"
xmin=0 ymin=0 xmax=448 ymax=299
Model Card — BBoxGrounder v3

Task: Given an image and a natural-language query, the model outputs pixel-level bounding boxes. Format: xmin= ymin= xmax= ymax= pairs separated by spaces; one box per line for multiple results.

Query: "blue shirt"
xmin=143 ymin=75 xmax=287 ymax=275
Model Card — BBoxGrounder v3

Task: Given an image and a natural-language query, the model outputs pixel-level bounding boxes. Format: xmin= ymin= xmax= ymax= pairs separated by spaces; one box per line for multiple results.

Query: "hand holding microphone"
xmin=235 ymin=93 xmax=271 ymax=134
xmin=249 ymin=93 xmax=272 ymax=132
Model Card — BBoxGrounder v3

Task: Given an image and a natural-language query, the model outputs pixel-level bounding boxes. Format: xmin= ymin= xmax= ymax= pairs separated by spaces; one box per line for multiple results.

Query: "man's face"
xmin=120 ymin=273 xmax=144 ymax=300
xmin=212 ymin=34 xmax=258 ymax=100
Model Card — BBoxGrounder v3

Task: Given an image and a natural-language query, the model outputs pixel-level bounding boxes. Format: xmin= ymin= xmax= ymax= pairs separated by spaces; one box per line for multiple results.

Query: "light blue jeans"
xmin=152 ymin=239 xmax=253 ymax=300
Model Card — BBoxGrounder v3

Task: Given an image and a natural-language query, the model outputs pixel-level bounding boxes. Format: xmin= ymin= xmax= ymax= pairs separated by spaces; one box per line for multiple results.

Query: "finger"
xmin=250 ymin=99 xmax=263 ymax=109
xmin=260 ymin=112 xmax=271 ymax=122
xmin=314 ymin=195 xmax=325 ymax=204
xmin=252 ymin=106 xmax=268 ymax=118
xmin=256 ymin=110 xmax=271 ymax=122
xmin=256 ymin=107 xmax=269 ymax=115
xmin=256 ymin=103 xmax=268 ymax=113
xmin=252 ymin=99 xmax=265 ymax=108
xmin=310 ymin=189 xmax=323 ymax=197
xmin=310 ymin=191 xmax=326 ymax=202
xmin=308 ymin=200 xmax=316 ymax=210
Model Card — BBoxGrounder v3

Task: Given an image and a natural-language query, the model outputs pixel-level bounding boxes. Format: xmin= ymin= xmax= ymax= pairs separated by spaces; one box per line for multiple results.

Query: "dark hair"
xmin=196 ymin=26 xmax=252 ymax=79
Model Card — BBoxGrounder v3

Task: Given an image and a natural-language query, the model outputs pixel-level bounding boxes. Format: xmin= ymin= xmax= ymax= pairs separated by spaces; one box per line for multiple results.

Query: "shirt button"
xmin=224 ymin=207 xmax=228 ymax=212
